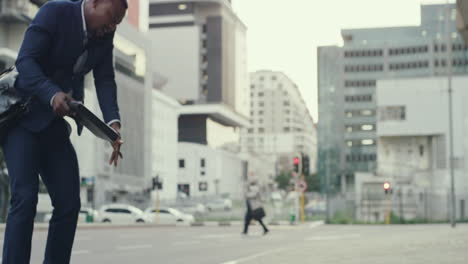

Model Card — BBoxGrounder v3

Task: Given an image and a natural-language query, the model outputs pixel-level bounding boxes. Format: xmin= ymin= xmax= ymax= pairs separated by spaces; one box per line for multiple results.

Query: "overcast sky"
xmin=231 ymin=0 xmax=455 ymax=122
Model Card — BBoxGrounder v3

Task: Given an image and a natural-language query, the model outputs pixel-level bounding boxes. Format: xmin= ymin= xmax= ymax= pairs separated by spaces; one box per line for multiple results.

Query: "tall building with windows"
xmin=147 ymin=0 xmax=249 ymax=147
xmin=318 ymin=4 xmax=467 ymax=192
xmin=147 ymin=0 xmax=250 ymax=199
xmin=241 ymin=70 xmax=317 ymax=174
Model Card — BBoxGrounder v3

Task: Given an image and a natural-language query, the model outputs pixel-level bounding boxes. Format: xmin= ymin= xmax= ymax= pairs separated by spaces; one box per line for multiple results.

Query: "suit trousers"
xmin=243 ymin=201 xmax=268 ymax=234
xmin=1 ymin=118 xmax=80 ymax=264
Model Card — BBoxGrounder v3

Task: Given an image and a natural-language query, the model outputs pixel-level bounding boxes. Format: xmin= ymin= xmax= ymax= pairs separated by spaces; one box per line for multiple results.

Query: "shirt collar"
xmin=81 ymin=0 xmax=87 ymax=39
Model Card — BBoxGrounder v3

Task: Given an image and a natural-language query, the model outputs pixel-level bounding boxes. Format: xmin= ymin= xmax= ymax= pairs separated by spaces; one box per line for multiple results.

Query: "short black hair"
xmin=118 ymin=0 xmax=128 ymax=9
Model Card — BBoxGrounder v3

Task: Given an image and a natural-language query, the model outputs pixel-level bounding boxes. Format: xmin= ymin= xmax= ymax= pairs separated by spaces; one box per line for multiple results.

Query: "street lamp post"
xmin=445 ymin=3 xmax=456 ymax=228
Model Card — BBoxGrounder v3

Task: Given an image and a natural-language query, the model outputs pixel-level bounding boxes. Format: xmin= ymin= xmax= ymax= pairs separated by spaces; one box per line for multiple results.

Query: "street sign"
xmin=298 ymin=179 xmax=308 ymax=193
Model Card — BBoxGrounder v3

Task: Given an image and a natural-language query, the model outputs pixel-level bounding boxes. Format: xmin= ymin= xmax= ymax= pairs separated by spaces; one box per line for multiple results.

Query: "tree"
xmin=305 ymin=173 xmax=320 ymax=193
xmin=274 ymin=171 xmax=291 ymax=191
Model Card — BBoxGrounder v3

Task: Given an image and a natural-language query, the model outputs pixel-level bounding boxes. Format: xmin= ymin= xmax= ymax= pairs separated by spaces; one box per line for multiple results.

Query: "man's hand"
xmin=52 ymin=92 xmax=73 ymax=117
xmin=109 ymin=122 xmax=123 ymax=167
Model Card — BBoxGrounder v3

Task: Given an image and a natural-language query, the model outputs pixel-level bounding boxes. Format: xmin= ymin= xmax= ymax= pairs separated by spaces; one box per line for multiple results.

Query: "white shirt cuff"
xmin=50 ymin=93 xmax=58 ymax=106
xmin=107 ymin=119 xmax=121 ymax=127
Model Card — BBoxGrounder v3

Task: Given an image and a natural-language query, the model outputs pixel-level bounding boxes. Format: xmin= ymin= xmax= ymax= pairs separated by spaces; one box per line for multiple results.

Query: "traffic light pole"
xmin=301 ymin=173 xmax=305 ymax=223
xmin=155 ymin=188 xmax=160 ymax=223
xmin=385 ymin=193 xmax=391 ymax=225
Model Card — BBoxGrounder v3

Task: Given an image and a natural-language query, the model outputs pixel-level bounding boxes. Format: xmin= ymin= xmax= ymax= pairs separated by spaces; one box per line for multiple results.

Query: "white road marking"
xmin=309 ymin=221 xmax=325 ymax=228
xmin=220 ymin=248 xmax=287 ymax=264
xmin=200 ymin=234 xmax=237 ymax=239
xmin=172 ymin=241 xmax=201 ymax=246
xmin=116 ymin=244 xmax=153 ymax=251
xmin=72 ymin=250 xmax=91 ymax=255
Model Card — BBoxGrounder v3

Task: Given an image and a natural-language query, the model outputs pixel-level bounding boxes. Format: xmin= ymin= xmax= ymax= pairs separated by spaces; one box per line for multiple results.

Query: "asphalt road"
xmin=0 ymin=222 xmax=467 ymax=264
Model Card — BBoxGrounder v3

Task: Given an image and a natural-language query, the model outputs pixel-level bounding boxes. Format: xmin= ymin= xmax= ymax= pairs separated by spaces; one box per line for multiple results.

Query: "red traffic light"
xmin=293 ymin=157 xmax=300 ymax=165
xmin=383 ymin=181 xmax=391 ymax=190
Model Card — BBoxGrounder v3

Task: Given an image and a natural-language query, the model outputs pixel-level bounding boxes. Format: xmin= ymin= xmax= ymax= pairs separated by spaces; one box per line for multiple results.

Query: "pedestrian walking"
xmin=242 ymin=180 xmax=269 ymax=235
xmin=1 ymin=0 xmax=127 ymax=263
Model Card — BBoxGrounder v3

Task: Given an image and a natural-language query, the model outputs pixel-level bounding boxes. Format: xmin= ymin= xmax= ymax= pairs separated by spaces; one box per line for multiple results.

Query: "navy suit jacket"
xmin=15 ymin=0 xmax=120 ymax=133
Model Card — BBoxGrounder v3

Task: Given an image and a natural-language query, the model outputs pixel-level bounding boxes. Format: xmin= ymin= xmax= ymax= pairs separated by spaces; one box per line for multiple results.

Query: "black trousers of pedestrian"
xmin=243 ymin=201 xmax=268 ymax=234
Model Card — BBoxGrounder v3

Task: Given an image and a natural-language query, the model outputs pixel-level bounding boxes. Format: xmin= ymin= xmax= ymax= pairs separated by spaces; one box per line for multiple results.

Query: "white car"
xmin=175 ymin=202 xmax=207 ymax=216
xmin=43 ymin=207 xmax=100 ymax=223
xmin=144 ymin=207 xmax=195 ymax=224
xmin=98 ymin=204 xmax=148 ymax=224
xmin=205 ymin=199 xmax=232 ymax=211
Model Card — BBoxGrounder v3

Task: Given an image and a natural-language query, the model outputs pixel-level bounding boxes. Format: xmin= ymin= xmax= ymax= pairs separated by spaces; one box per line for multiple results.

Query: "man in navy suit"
xmin=1 ymin=0 xmax=127 ymax=263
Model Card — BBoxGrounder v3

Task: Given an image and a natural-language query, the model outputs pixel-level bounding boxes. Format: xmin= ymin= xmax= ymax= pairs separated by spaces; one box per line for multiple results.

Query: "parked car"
xmin=205 ymin=198 xmax=232 ymax=211
xmin=43 ymin=207 xmax=100 ymax=223
xmin=175 ymin=202 xmax=206 ymax=217
xmin=98 ymin=204 xmax=148 ymax=224
xmin=304 ymin=200 xmax=326 ymax=215
xmin=144 ymin=207 xmax=195 ymax=224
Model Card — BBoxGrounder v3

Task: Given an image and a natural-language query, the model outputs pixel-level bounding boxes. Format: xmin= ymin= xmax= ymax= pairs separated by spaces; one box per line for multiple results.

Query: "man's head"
xmin=84 ymin=0 xmax=127 ymax=38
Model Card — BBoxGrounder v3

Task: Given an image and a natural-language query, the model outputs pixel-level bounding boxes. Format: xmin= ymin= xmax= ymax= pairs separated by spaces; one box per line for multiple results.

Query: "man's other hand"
xmin=52 ymin=92 xmax=73 ymax=117
xmin=109 ymin=123 xmax=123 ymax=167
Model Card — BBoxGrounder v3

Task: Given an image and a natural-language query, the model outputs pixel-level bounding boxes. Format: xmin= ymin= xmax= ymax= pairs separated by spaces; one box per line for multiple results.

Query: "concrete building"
xmin=239 ymin=152 xmax=276 ymax=189
xmin=355 ymin=76 xmax=468 ymax=222
xmin=147 ymin=0 xmax=250 ymax=199
xmin=150 ymin=86 xmax=180 ymax=201
xmin=318 ymin=3 xmax=468 ymax=192
xmin=177 ymin=142 xmax=246 ymax=200
xmin=70 ymin=20 xmax=153 ymax=208
xmin=147 ymin=0 xmax=249 ymax=147
xmin=457 ymin=0 xmax=468 ymax=42
xmin=241 ymin=70 xmax=317 ymax=174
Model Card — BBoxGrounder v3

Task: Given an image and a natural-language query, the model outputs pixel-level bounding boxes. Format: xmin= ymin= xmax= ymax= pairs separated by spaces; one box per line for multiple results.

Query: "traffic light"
xmin=302 ymin=154 xmax=310 ymax=175
xmin=293 ymin=157 xmax=300 ymax=173
xmin=152 ymin=177 xmax=163 ymax=190
xmin=383 ymin=181 xmax=391 ymax=194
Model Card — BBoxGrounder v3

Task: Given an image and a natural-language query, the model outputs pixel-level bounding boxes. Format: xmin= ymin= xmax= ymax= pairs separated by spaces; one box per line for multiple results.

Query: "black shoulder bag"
xmin=0 ymin=67 xmax=30 ymax=143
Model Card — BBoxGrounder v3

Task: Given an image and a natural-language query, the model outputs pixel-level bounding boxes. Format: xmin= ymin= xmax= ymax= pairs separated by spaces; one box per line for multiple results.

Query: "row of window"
xmin=389 ymin=45 xmax=428 ymax=56
xmin=344 ymin=58 xmax=468 ymax=73
xmin=434 ymin=44 xmax=467 ymax=52
xmin=247 ymin=128 xmax=265 ymax=133
xmin=345 ymin=109 xmax=375 ymax=117
xmin=343 ymin=44 xmax=468 ymax=59
xmin=380 ymin=106 xmax=406 ymax=121
xmin=347 ymin=139 xmax=376 ymax=147
xmin=246 ymin=126 xmax=305 ymax=134
xmin=178 ymin=159 xmax=206 ymax=168
xmin=257 ymin=76 xmax=278 ymax=82
xmin=344 ymin=64 xmax=384 ymax=73
xmin=389 ymin=61 xmax=429 ymax=71
xmin=345 ymin=95 xmax=372 ymax=103
xmin=344 ymin=49 xmax=383 ymax=58
xmin=250 ymin=84 xmax=284 ymax=89
xmin=346 ymin=124 xmax=375 ymax=132
xmin=344 ymin=80 xmax=376 ymax=88
xmin=346 ymin=154 xmax=377 ymax=162
xmin=435 ymin=59 xmax=468 ymax=67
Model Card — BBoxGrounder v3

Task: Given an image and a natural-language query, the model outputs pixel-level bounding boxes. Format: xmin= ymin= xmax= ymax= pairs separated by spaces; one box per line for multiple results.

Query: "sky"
xmin=231 ymin=0 xmax=455 ymax=122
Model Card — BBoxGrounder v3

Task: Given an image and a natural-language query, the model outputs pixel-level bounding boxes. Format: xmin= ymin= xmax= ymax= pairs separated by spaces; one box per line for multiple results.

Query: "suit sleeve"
xmin=15 ymin=3 xmax=62 ymax=107
xmin=93 ymin=43 xmax=121 ymax=124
